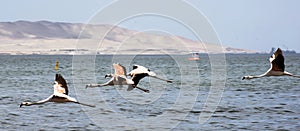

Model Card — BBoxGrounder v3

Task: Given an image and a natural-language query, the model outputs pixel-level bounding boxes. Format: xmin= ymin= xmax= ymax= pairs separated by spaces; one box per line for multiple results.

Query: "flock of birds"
xmin=20 ymin=48 xmax=300 ymax=108
xmin=86 ymin=64 xmax=172 ymax=92
xmin=20 ymin=63 xmax=172 ymax=108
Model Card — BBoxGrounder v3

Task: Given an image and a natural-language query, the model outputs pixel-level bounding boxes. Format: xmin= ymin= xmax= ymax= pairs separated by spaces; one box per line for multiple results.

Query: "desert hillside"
xmin=0 ymin=21 xmax=257 ymax=55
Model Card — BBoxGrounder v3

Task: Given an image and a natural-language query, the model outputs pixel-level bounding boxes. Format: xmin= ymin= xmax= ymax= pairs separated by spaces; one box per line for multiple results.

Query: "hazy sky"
xmin=1 ymin=0 xmax=299 ymax=52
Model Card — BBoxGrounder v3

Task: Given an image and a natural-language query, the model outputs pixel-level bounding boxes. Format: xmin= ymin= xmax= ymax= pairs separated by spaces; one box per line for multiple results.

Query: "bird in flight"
xmin=127 ymin=64 xmax=173 ymax=92
xmin=86 ymin=63 xmax=152 ymax=92
xmin=86 ymin=63 xmax=134 ymax=86
xmin=86 ymin=63 xmax=150 ymax=92
xmin=20 ymin=74 xmax=95 ymax=107
xmin=242 ymin=48 xmax=300 ymax=80
xmin=86 ymin=64 xmax=172 ymax=93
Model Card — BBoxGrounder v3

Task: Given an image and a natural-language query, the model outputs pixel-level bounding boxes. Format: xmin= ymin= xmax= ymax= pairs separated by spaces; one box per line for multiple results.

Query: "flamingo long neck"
xmin=243 ymin=74 xmax=266 ymax=80
xmin=26 ymin=95 xmax=53 ymax=106
xmin=250 ymin=75 xmax=264 ymax=79
xmin=23 ymin=99 xmax=49 ymax=106
xmin=30 ymin=101 xmax=47 ymax=105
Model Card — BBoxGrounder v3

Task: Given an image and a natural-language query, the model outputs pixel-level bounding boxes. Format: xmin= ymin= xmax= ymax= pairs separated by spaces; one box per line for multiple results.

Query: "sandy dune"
xmin=0 ymin=21 xmax=257 ymax=55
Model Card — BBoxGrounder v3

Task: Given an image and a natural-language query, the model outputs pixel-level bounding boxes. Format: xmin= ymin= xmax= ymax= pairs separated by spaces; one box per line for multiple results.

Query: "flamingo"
xmin=242 ymin=48 xmax=300 ymax=80
xmin=86 ymin=63 xmax=150 ymax=92
xmin=126 ymin=64 xmax=173 ymax=92
xmin=86 ymin=64 xmax=172 ymax=93
xmin=20 ymin=74 xmax=95 ymax=107
xmin=86 ymin=63 xmax=134 ymax=87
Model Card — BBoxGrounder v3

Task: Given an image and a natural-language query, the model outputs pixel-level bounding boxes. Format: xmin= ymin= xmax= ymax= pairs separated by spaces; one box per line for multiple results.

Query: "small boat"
xmin=187 ymin=52 xmax=200 ymax=61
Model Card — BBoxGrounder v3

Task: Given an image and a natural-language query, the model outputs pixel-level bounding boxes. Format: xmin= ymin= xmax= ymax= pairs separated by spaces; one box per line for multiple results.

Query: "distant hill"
xmin=0 ymin=21 xmax=257 ymax=55
xmin=0 ymin=20 xmax=135 ymax=40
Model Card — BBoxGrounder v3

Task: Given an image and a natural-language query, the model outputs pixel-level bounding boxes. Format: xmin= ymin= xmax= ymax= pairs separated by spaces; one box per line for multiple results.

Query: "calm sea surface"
xmin=0 ymin=54 xmax=299 ymax=130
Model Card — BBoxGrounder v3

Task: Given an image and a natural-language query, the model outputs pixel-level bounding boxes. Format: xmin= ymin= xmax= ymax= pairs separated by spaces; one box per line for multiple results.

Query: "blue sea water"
xmin=0 ymin=54 xmax=299 ymax=130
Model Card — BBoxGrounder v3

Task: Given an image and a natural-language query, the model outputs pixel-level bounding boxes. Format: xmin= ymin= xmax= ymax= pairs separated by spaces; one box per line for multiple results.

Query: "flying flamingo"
xmin=126 ymin=64 xmax=173 ymax=92
xmin=86 ymin=64 xmax=172 ymax=93
xmin=242 ymin=48 xmax=300 ymax=80
xmin=86 ymin=63 xmax=150 ymax=92
xmin=86 ymin=63 xmax=134 ymax=86
xmin=20 ymin=74 xmax=95 ymax=107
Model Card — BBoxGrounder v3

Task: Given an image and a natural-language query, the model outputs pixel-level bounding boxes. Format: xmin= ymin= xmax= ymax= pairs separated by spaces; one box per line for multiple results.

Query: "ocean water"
xmin=0 ymin=54 xmax=299 ymax=130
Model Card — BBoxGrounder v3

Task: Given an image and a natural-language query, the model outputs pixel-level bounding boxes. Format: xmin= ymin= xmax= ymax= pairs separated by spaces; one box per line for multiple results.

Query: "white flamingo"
xmin=126 ymin=64 xmax=173 ymax=92
xmin=20 ymin=74 xmax=95 ymax=107
xmin=243 ymin=48 xmax=300 ymax=80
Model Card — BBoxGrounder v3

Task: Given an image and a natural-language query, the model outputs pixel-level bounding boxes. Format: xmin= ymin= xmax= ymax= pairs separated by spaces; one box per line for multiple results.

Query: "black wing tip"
xmin=55 ymin=73 xmax=59 ymax=79
xmin=55 ymin=73 xmax=68 ymax=95
xmin=276 ymin=48 xmax=282 ymax=53
xmin=55 ymin=74 xmax=65 ymax=82
xmin=55 ymin=74 xmax=66 ymax=86
xmin=271 ymin=48 xmax=282 ymax=55
xmin=55 ymin=73 xmax=63 ymax=80
xmin=133 ymin=65 xmax=138 ymax=70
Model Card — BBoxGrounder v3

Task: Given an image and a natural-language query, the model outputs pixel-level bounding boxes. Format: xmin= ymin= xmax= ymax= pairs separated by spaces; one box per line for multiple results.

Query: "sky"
xmin=1 ymin=0 xmax=299 ymax=52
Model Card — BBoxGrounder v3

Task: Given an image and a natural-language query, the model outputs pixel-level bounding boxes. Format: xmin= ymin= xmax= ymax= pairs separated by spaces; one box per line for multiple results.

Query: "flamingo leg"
xmin=135 ymin=86 xmax=150 ymax=93
xmin=151 ymin=76 xmax=172 ymax=83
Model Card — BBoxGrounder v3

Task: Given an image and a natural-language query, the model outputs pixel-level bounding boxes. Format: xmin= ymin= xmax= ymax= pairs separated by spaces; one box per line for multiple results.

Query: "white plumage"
xmin=127 ymin=64 xmax=173 ymax=92
xmin=86 ymin=64 xmax=172 ymax=93
xmin=20 ymin=74 xmax=95 ymax=107
xmin=242 ymin=48 xmax=300 ymax=80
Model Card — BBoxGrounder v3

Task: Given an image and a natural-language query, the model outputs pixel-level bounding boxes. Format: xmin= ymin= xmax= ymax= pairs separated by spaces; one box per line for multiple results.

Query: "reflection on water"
xmin=0 ymin=54 xmax=299 ymax=130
